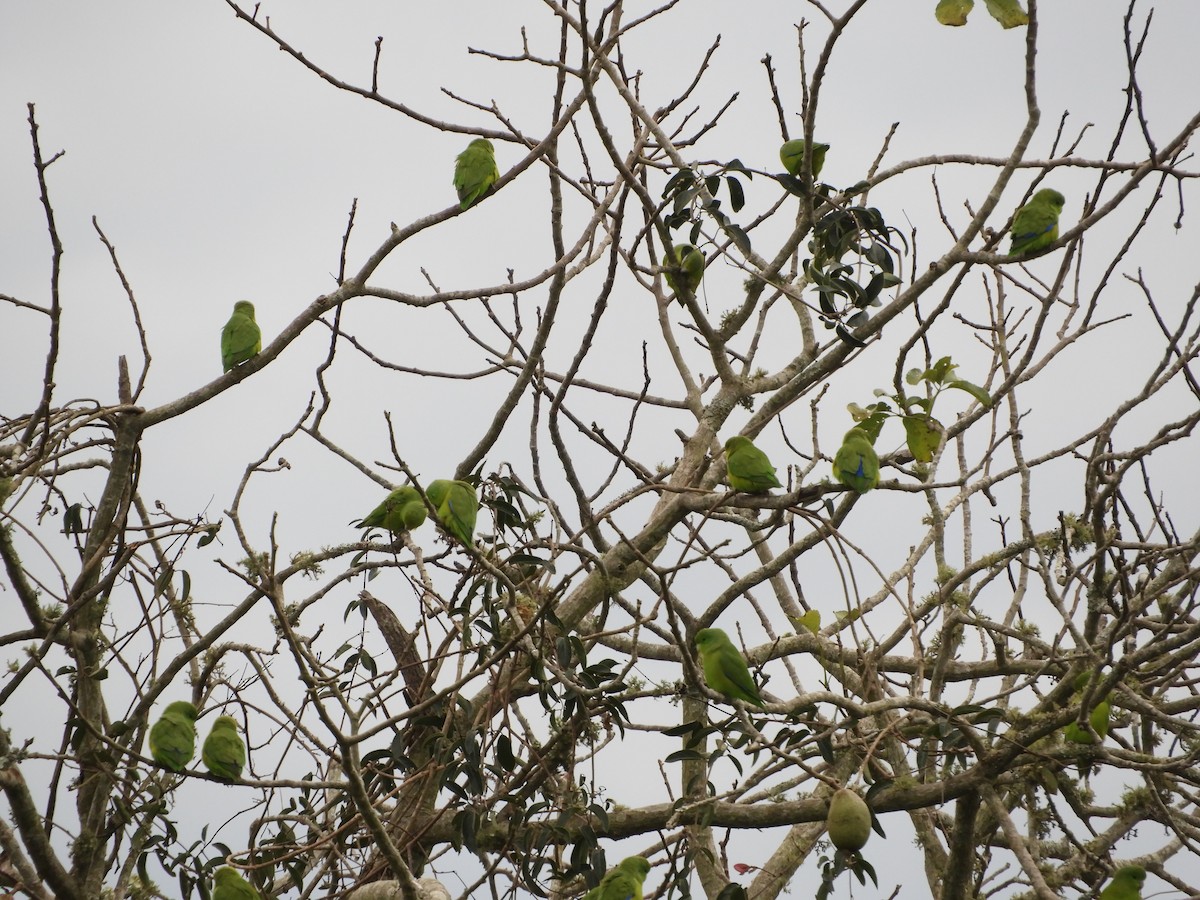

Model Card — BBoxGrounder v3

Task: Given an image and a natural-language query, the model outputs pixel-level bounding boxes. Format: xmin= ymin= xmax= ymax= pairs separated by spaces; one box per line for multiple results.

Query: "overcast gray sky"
xmin=4 ymin=1 xmax=1200 ymax=897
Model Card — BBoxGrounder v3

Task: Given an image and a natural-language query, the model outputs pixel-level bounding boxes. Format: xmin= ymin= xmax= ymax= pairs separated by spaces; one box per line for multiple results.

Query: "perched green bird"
xmin=148 ymin=700 xmax=198 ymax=772
xmin=454 ymin=138 xmax=499 ymax=210
xmin=202 ymin=715 xmax=246 ymax=781
xmin=833 ymin=428 xmax=880 ymax=494
xmin=357 ymin=486 xmax=428 ymax=535
xmin=426 ymin=479 xmax=478 ymax=547
xmin=1064 ymin=672 xmax=1111 ymax=745
xmin=1098 ymin=865 xmax=1146 ymax=900
xmin=213 ymin=866 xmax=261 ymax=900
xmin=663 ymin=243 xmax=704 ymax=300
xmin=723 ymin=435 xmax=782 ymax=494
xmin=694 ymin=628 xmax=764 ymax=707
xmin=779 ymin=139 xmax=830 ymax=179
xmin=221 ymin=301 xmax=262 ymax=373
xmin=1008 ymin=188 xmax=1066 ymax=257
xmin=584 ymin=856 xmax=652 ymax=900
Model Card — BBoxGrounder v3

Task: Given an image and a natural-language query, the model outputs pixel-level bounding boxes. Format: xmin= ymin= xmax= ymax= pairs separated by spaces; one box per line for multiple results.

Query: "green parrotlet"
xmin=202 ymin=715 xmax=246 ymax=781
xmin=779 ymin=139 xmax=830 ymax=179
xmin=454 ymin=138 xmax=499 ymax=210
xmin=833 ymin=428 xmax=880 ymax=494
xmin=1064 ymin=672 xmax=1111 ymax=745
xmin=358 ymin=486 xmax=428 ymax=535
xmin=221 ymin=301 xmax=262 ymax=373
xmin=1098 ymin=865 xmax=1145 ymax=900
xmin=723 ymin=435 xmax=782 ymax=493
xmin=583 ymin=856 xmax=651 ymax=900
xmin=694 ymin=627 xmax=764 ymax=707
xmin=1008 ymin=188 xmax=1066 ymax=257
xmin=663 ymin=243 xmax=704 ymax=301
xmin=148 ymin=700 xmax=198 ymax=772
xmin=213 ymin=866 xmax=262 ymax=900
xmin=426 ymin=479 xmax=478 ymax=547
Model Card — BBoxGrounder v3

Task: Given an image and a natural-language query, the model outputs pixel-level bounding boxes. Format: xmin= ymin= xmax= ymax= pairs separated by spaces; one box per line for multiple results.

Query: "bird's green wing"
xmin=202 ymin=717 xmax=246 ymax=781
xmin=454 ymin=139 xmax=499 ymax=210
xmin=833 ymin=428 xmax=880 ymax=493
xmin=1063 ymin=671 xmax=1112 ymax=744
xmin=598 ymin=872 xmax=639 ymax=900
xmin=425 ymin=480 xmax=453 ymax=509
xmin=1065 ymin=697 xmax=1111 ymax=744
xmin=439 ymin=481 xmax=479 ymax=546
xmin=724 ymin=436 xmax=782 ymax=493
xmin=360 ymin=486 xmax=427 ymax=534
xmin=1009 ymin=190 xmax=1065 ymax=256
xmin=148 ymin=701 xmax=198 ymax=772
xmin=711 ymin=641 xmax=763 ymax=706
xmin=696 ymin=629 xmax=763 ymax=706
xmin=664 ymin=244 xmax=704 ymax=300
xmin=779 ymin=139 xmax=829 ymax=178
xmin=221 ymin=302 xmax=261 ymax=372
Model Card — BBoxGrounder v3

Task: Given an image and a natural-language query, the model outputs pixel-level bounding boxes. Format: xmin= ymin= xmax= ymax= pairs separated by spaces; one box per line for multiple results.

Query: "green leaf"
xmin=778 ymin=173 xmax=809 ymax=197
xmin=197 ymin=524 xmax=220 ymax=547
xmin=854 ymin=856 xmax=879 ymax=886
xmin=359 ymin=649 xmax=377 ymax=677
xmin=725 ymin=158 xmax=753 ymax=178
xmin=817 ymin=734 xmax=834 ymax=763
xmin=903 ymin=415 xmax=944 ymax=463
xmin=928 ymin=356 xmax=957 ymax=384
xmin=948 ymin=379 xmax=992 ymax=407
xmin=835 ymin=324 xmax=867 ymax=348
xmin=936 ymin=0 xmax=974 ymax=25
xmin=665 ymin=749 xmax=708 ymax=763
xmin=728 ymin=224 xmax=752 ymax=256
xmin=790 ymin=609 xmax=821 ymax=634
xmin=662 ymin=168 xmax=693 ymax=199
xmin=984 ymin=0 xmax=1028 ymax=28
xmin=726 ymin=176 xmax=745 ymax=212
xmin=864 ymin=242 xmax=892 ymax=271
xmin=154 ymin=566 xmax=173 ymax=598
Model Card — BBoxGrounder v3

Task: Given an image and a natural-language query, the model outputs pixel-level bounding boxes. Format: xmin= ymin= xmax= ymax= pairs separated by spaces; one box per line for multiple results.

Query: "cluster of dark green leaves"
xmin=137 ymin=821 xmax=233 ymax=900
xmin=816 ymin=847 xmax=879 ymax=900
xmin=664 ymin=704 xmax=824 ymax=781
xmin=505 ymin=789 xmax=619 ymax=899
xmin=914 ymin=703 xmax=1006 ymax=777
xmin=843 ymin=356 xmax=991 ymax=472
xmin=247 ymin=820 xmax=304 ymax=896
xmin=805 ymin=205 xmax=904 ymax=346
xmin=661 ymin=161 xmax=753 ymax=257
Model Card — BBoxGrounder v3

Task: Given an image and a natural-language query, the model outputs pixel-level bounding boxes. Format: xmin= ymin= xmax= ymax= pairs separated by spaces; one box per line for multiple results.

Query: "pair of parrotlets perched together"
xmin=357 ymin=479 xmax=479 ymax=547
xmin=723 ymin=431 xmax=880 ymax=496
xmin=215 ymin=138 xmax=501 ymax=373
xmin=147 ymin=702 xmax=246 ymax=780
